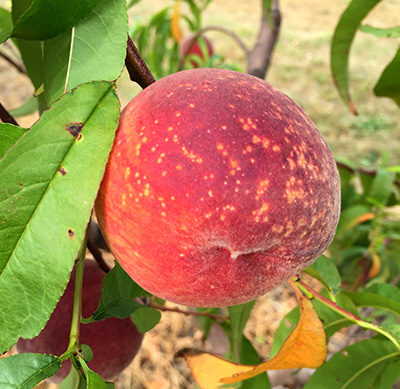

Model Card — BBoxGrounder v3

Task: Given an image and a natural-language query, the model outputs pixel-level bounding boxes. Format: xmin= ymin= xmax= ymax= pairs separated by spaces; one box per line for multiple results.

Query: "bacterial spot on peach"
xmin=96 ymin=68 xmax=340 ymax=308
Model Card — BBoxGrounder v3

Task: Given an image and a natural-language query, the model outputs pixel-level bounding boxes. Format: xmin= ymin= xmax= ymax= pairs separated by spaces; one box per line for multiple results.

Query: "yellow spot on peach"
xmin=154 ymin=119 xmax=159 ymax=124
xmin=176 ymin=112 xmax=181 ymax=117
xmin=162 ymin=171 xmax=167 ymax=177
xmin=176 ymin=165 xmax=183 ymax=171
xmin=117 ymin=140 xmax=122 ymax=146
xmin=125 ymin=167 xmax=131 ymax=179
xmin=208 ymin=190 xmax=213 ymax=197
xmin=142 ymin=137 xmax=147 ymax=143
xmin=262 ymin=138 xmax=270 ymax=148
xmin=205 ymin=212 xmax=212 ymax=219
xmin=255 ymin=179 xmax=270 ymax=200
xmin=179 ymin=253 xmax=185 ymax=257
xmin=216 ymin=144 xmax=224 ymax=150
xmin=167 ymin=92 xmax=174 ymax=97
xmin=117 ymin=152 xmax=121 ymax=157
xmin=272 ymin=145 xmax=281 ymax=152
xmin=228 ymin=104 xmax=235 ymax=109
xmin=287 ymin=158 xmax=296 ymax=170
xmin=220 ymin=215 xmax=226 ymax=221
xmin=122 ymin=193 xmax=127 ymax=206
xmin=221 ymin=125 xmax=227 ymax=130
xmin=157 ymin=158 xmax=162 ymax=163
xmin=173 ymin=135 xmax=179 ymax=142
xmin=250 ymin=158 xmax=255 ymax=164
xmin=189 ymin=103 xmax=195 ymax=108
xmin=210 ymin=285 xmax=215 ymax=289
xmin=252 ymin=135 xmax=261 ymax=144
xmin=168 ymin=126 xmax=173 ymax=131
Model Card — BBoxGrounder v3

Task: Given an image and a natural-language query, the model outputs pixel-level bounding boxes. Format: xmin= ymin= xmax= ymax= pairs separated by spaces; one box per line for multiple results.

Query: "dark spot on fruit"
xmin=66 ymin=122 xmax=84 ymax=137
xmin=58 ymin=167 xmax=67 ymax=176
xmin=68 ymin=229 xmax=75 ymax=239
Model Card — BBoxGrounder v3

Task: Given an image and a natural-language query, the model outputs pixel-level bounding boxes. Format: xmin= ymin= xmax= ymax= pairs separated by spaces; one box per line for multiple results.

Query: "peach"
xmin=16 ymin=260 xmax=143 ymax=383
xmin=95 ymin=68 xmax=340 ymax=307
xmin=179 ymin=34 xmax=214 ymax=67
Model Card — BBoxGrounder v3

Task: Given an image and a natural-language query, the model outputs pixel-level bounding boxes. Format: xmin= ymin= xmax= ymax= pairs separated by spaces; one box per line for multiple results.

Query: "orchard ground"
xmin=0 ymin=0 xmax=399 ymax=388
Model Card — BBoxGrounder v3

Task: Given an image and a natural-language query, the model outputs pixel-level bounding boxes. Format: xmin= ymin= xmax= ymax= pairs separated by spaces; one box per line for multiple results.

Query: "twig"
xmin=178 ymin=25 xmax=250 ymax=70
xmin=86 ymin=236 xmax=111 ymax=273
xmin=247 ymin=0 xmax=281 ymax=79
xmin=150 ymin=303 xmax=228 ymax=322
xmin=0 ymin=49 xmax=26 ymax=74
xmin=125 ymin=35 xmax=156 ymax=89
xmin=0 ymin=102 xmax=19 ymax=126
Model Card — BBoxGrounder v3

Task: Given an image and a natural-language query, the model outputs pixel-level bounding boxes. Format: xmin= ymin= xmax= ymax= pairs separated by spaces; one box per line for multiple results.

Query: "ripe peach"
xmin=95 ymin=68 xmax=340 ymax=308
xmin=16 ymin=260 xmax=143 ymax=383
xmin=179 ymin=34 xmax=214 ymax=67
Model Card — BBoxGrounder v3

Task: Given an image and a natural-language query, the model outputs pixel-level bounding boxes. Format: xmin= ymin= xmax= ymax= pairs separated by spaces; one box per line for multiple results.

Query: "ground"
xmin=1 ymin=0 xmax=399 ymax=388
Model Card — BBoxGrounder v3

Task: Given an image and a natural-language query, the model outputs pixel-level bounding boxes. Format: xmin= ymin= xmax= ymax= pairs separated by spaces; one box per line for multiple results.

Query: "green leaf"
xmin=304 ymin=339 xmax=400 ymax=389
xmin=43 ymin=0 xmax=128 ymax=107
xmin=330 ymin=0 xmax=382 ymax=114
xmin=0 ymin=353 xmax=61 ymax=388
xmin=0 ymin=123 xmax=26 ymax=158
xmin=12 ymin=0 xmax=46 ymax=112
xmin=78 ymin=357 xmax=107 ymax=389
xmin=240 ymin=336 xmax=271 ymax=389
xmin=10 ymin=95 xmax=39 ymax=118
xmin=0 ymin=7 xmax=12 ymax=43
xmin=196 ymin=307 xmax=221 ymax=338
xmin=368 ymin=169 xmax=393 ymax=206
xmin=360 ymin=24 xmax=400 ymax=38
xmin=89 ymin=262 xmax=148 ymax=322
xmin=11 ymin=0 xmax=101 ymax=41
xmin=336 ymin=204 xmax=372 ymax=235
xmin=227 ymin=300 xmax=256 ymax=361
xmin=0 ymin=81 xmax=120 ymax=354
xmin=342 ymin=286 xmax=400 ymax=316
xmin=374 ymin=46 xmax=400 ymax=107
xmin=305 ymin=255 xmax=341 ymax=293
xmin=131 ymin=307 xmax=162 ymax=333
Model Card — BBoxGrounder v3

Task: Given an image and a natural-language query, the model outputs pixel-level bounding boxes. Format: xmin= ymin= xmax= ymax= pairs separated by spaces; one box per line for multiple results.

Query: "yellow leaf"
xmin=367 ymin=253 xmax=381 ymax=279
xmin=171 ymin=0 xmax=183 ymax=42
xmin=182 ymin=279 xmax=327 ymax=388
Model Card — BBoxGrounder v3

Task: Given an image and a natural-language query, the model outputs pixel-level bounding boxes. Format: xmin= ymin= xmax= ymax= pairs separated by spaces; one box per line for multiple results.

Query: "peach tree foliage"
xmin=0 ymin=0 xmax=399 ymax=388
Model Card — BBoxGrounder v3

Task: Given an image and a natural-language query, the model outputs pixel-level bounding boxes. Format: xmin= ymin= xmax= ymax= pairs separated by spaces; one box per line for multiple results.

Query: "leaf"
xmin=304 ymin=339 xmax=400 ymax=389
xmin=0 ymin=7 xmax=12 ymax=43
xmin=330 ymin=0 xmax=382 ymax=114
xmin=0 ymin=353 xmax=61 ymax=388
xmin=182 ymin=281 xmax=326 ymax=388
xmin=336 ymin=204 xmax=373 ymax=235
xmin=11 ymin=0 xmax=101 ymax=41
xmin=342 ymin=287 xmax=400 ymax=316
xmin=44 ymin=0 xmax=128 ymax=106
xmin=368 ymin=169 xmax=393 ymax=206
xmin=305 ymin=255 xmax=341 ymax=293
xmin=78 ymin=357 xmax=107 ymax=389
xmin=360 ymin=24 xmax=400 ymax=38
xmin=374 ymin=46 xmax=400 ymax=107
xmin=171 ymin=0 xmax=183 ymax=42
xmin=0 ymin=81 xmax=120 ymax=353
xmin=10 ymin=95 xmax=38 ymax=118
xmin=131 ymin=306 xmax=162 ymax=333
xmin=89 ymin=262 xmax=148 ymax=322
xmin=0 ymin=123 xmax=26 ymax=158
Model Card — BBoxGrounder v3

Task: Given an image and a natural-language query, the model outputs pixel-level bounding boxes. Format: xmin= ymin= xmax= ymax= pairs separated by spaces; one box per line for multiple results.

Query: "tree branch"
xmin=125 ymin=35 xmax=156 ymax=89
xmin=247 ymin=0 xmax=281 ymax=79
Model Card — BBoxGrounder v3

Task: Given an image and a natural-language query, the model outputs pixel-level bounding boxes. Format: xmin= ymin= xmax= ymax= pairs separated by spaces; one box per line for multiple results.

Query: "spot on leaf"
xmin=66 ymin=122 xmax=84 ymax=137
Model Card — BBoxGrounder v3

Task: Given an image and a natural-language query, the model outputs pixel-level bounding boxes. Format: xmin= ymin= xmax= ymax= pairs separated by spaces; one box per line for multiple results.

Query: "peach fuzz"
xmin=95 ymin=68 xmax=340 ymax=308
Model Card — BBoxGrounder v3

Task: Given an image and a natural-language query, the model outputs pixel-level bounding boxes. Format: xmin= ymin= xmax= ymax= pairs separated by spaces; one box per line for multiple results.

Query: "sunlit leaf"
xmin=11 ymin=0 xmax=101 ymax=41
xmin=0 ymin=7 xmax=12 ymax=43
xmin=44 ymin=0 xmax=128 ymax=106
xmin=0 ymin=353 xmax=60 ymax=388
xmin=374 ymin=46 xmax=400 ymax=107
xmin=330 ymin=0 xmax=381 ymax=114
xmin=305 ymin=255 xmax=341 ymax=293
xmin=0 ymin=81 xmax=119 ymax=353
xmin=182 ymin=280 xmax=326 ymax=388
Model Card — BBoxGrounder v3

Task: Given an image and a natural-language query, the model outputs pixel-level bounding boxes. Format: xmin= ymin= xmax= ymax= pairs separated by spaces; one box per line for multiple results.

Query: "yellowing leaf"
xmin=349 ymin=212 xmax=374 ymax=229
xmin=367 ymin=253 xmax=381 ymax=279
xmin=182 ymin=279 xmax=327 ymax=389
xmin=171 ymin=0 xmax=183 ymax=42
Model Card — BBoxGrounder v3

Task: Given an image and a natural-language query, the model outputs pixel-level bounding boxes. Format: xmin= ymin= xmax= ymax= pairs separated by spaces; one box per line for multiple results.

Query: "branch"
xmin=247 ymin=0 xmax=281 ymax=79
xmin=0 ymin=102 xmax=19 ymax=126
xmin=125 ymin=35 xmax=156 ymax=89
